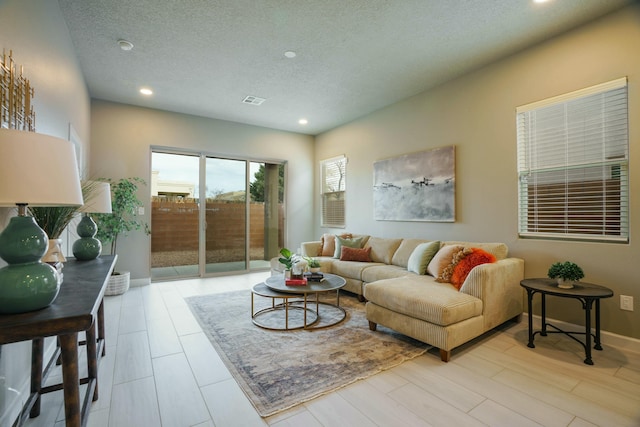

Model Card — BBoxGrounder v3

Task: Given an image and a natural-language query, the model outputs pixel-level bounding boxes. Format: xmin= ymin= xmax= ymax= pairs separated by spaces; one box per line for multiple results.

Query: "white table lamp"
xmin=72 ymin=181 xmax=112 ymax=260
xmin=0 ymin=129 xmax=83 ymax=313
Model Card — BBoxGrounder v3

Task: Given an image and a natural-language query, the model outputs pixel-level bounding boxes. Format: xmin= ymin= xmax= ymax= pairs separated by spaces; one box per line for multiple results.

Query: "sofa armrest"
xmin=459 ymin=258 xmax=524 ymax=330
xmin=300 ymin=241 xmax=321 ymax=257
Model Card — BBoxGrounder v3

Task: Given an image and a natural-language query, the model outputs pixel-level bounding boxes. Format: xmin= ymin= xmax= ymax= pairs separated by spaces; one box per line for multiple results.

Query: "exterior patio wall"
xmin=152 ymin=200 xmax=284 ymax=256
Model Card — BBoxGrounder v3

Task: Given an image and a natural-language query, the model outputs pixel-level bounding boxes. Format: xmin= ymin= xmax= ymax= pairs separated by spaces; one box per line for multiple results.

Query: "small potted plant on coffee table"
xmin=304 ymin=256 xmax=321 ymax=273
xmin=279 ymin=248 xmax=295 ymax=278
xmin=547 ymin=261 xmax=584 ymax=289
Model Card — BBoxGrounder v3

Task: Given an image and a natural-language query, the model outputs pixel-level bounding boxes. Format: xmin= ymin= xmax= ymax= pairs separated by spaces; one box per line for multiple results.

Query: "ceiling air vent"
xmin=242 ymin=95 xmax=266 ymax=106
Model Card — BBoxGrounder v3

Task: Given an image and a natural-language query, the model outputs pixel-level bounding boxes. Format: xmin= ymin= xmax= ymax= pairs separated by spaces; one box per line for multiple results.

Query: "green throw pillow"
xmin=407 ymin=241 xmax=441 ymax=275
xmin=333 ymin=235 xmax=364 ymax=258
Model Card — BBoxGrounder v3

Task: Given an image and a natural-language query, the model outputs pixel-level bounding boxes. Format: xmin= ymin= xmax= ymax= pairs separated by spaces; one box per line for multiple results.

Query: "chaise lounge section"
xmin=298 ymin=235 xmax=524 ymax=361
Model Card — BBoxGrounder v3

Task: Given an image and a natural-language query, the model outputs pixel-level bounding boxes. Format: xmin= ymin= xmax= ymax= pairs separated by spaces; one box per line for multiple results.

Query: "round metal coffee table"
xmin=253 ymin=273 xmax=347 ymax=330
xmin=251 ymin=283 xmax=317 ymax=330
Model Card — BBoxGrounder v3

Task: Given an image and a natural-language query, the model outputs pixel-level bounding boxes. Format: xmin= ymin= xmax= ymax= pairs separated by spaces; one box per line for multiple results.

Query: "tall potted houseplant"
xmin=93 ymin=177 xmax=150 ymax=295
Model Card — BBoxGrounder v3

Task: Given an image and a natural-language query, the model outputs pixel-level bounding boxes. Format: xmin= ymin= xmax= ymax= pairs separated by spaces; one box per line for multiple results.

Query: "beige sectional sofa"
xmin=297 ymin=235 xmax=524 ymax=362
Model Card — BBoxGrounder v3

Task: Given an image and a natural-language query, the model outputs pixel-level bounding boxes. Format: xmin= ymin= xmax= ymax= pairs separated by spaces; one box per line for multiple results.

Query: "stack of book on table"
xmin=285 ymin=276 xmax=307 ymax=286
xmin=303 ymin=272 xmax=325 ymax=282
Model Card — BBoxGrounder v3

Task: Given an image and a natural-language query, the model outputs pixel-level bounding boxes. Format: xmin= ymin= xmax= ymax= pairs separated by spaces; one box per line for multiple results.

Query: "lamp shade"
xmin=0 ymin=129 xmax=83 ymax=313
xmin=80 ymin=181 xmax=112 ymax=214
xmin=0 ymin=128 xmax=83 ymax=207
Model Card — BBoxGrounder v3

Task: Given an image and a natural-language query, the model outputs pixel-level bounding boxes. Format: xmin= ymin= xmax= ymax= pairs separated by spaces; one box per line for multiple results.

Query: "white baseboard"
xmin=529 ymin=314 xmax=640 ymax=354
xmin=130 ymin=277 xmax=151 ymax=288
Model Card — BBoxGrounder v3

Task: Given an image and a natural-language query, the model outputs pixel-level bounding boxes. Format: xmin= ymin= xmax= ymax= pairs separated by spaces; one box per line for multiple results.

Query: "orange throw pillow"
xmin=340 ymin=246 xmax=372 ymax=262
xmin=451 ymin=248 xmax=496 ymax=290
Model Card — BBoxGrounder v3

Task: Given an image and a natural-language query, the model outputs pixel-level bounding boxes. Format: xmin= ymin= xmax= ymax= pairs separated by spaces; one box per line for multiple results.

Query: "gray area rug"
xmin=185 ymin=290 xmax=430 ymax=417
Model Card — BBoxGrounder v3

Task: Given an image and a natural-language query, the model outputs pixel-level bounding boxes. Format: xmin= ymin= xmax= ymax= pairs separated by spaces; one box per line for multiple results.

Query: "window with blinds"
xmin=320 ymin=155 xmax=346 ymax=228
xmin=516 ymin=77 xmax=628 ymax=242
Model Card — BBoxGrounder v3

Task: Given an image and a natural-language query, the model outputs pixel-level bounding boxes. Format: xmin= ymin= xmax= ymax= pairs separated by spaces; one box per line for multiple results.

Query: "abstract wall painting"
xmin=373 ymin=146 xmax=455 ymax=222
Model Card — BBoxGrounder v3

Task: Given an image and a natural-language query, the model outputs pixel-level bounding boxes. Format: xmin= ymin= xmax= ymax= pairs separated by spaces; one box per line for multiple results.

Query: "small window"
xmin=320 ymin=155 xmax=346 ymax=228
xmin=516 ymin=77 xmax=628 ymax=242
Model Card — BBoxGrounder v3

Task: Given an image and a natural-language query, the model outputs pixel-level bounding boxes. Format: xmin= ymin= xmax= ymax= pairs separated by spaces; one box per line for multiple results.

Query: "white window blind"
xmin=516 ymin=77 xmax=628 ymax=242
xmin=320 ymin=155 xmax=346 ymax=228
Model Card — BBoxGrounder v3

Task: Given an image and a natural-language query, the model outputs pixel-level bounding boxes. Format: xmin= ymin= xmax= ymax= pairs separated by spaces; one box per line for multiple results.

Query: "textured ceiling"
xmin=58 ymin=0 xmax=633 ymax=135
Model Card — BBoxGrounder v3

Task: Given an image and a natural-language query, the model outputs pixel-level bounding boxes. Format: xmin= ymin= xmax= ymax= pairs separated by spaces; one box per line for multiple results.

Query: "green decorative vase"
xmin=0 ymin=216 xmax=60 ymax=314
xmin=72 ymin=214 xmax=102 ymax=260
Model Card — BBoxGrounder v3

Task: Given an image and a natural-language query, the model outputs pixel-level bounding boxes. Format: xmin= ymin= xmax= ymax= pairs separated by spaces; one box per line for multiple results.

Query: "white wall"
xmin=89 ymin=100 xmax=315 ymax=279
xmin=315 ymin=6 xmax=640 ymax=340
xmin=0 ymin=0 xmax=91 ymax=424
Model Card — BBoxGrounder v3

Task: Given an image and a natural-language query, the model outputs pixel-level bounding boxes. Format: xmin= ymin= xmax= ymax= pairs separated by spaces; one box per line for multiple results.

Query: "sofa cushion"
xmin=340 ymin=246 xmax=372 ymax=262
xmin=361 ymin=264 xmax=412 ymax=283
xmin=391 ymin=238 xmax=430 ymax=267
xmin=426 ymin=244 xmax=464 ymax=278
xmin=365 ymin=237 xmax=403 ymax=264
xmin=334 ymin=235 xmax=365 ymax=258
xmin=365 ymin=276 xmax=483 ymax=326
xmin=407 ymin=241 xmax=441 ymax=275
xmin=331 ymin=259 xmax=384 ymax=280
xmin=311 ymin=256 xmax=335 ymax=273
xmin=441 ymin=241 xmax=508 ymax=260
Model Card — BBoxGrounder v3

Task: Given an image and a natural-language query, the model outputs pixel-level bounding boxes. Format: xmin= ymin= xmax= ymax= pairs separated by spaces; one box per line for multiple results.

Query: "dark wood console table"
xmin=0 ymin=255 xmax=116 ymax=427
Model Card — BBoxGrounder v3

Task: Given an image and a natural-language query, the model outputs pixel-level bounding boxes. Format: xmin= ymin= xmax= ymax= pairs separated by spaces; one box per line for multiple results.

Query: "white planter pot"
xmin=105 ymin=271 xmax=130 ymax=295
xmin=42 ymin=238 xmax=66 ymax=263
xmin=557 ymin=278 xmax=575 ymax=289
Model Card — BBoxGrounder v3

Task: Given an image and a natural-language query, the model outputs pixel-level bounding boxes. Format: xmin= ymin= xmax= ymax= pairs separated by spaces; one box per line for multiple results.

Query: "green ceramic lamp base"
xmin=0 ymin=215 xmax=61 ymax=314
xmin=0 ymin=263 xmax=60 ymax=314
xmin=73 ymin=237 xmax=102 ymax=260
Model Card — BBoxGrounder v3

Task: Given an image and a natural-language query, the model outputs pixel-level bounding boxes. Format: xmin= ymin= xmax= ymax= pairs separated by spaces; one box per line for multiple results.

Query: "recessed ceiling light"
xmin=298 ymin=118 xmax=308 ymax=125
xmin=140 ymin=88 xmax=153 ymax=96
xmin=533 ymin=0 xmax=550 ymax=3
xmin=284 ymin=51 xmax=297 ymax=59
xmin=118 ymin=39 xmax=134 ymax=51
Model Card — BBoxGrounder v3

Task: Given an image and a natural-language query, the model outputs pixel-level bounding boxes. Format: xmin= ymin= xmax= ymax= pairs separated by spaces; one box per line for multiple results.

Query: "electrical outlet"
xmin=620 ymin=295 xmax=634 ymax=311
xmin=137 ymin=206 xmax=145 ymax=215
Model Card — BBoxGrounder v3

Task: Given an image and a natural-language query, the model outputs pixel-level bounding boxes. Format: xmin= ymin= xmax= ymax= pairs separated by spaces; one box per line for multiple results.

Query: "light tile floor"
xmin=151 ymin=260 xmax=271 ymax=281
xmin=24 ymin=272 xmax=640 ymax=426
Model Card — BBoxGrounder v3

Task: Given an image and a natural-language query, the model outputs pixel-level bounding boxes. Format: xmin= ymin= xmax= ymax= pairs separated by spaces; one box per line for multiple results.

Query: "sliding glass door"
xmin=204 ymin=158 xmax=247 ymax=273
xmin=151 ymin=150 xmax=284 ymax=280
xmin=249 ymin=162 xmax=284 ymax=269
xmin=150 ymin=152 xmax=200 ymax=279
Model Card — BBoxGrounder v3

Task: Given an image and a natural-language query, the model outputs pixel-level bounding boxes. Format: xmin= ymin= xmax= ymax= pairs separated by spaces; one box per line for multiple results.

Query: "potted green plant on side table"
xmin=547 ymin=261 xmax=584 ymax=289
xmin=94 ymin=177 xmax=150 ymax=295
